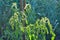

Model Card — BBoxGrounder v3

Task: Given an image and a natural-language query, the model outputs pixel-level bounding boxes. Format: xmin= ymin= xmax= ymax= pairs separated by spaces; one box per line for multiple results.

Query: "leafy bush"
xmin=2 ymin=3 xmax=55 ymax=40
xmin=9 ymin=13 xmax=56 ymax=40
xmin=0 ymin=0 xmax=57 ymax=40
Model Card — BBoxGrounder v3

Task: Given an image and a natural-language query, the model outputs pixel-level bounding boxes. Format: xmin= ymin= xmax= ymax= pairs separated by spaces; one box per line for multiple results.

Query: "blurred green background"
xmin=0 ymin=0 xmax=60 ymax=40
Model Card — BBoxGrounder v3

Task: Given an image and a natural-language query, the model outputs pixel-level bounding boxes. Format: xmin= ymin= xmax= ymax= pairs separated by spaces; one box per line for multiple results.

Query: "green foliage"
xmin=7 ymin=3 xmax=55 ymax=40
xmin=24 ymin=4 xmax=36 ymax=24
xmin=0 ymin=0 xmax=58 ymax=40
xmin=9 ymin=13 xmax=56 ymax=40
xmin=27 ymin=1 xmax=60 ymax=39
